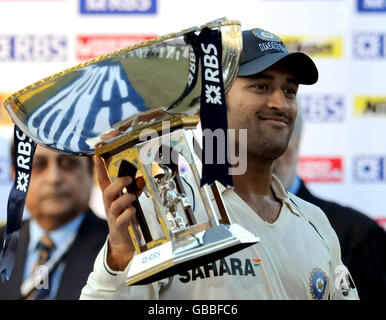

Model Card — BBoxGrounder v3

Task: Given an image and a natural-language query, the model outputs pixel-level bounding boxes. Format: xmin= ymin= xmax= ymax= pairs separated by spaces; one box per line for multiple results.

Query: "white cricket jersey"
xmin=80 ymin=175 xmax=359 ymax=300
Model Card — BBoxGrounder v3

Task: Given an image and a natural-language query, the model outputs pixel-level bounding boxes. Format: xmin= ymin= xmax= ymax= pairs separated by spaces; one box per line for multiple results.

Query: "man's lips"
xmin=40 ymin=192 xmax=71 ymax=201
xmin=257 ymin=114 xmax=290 ymax=126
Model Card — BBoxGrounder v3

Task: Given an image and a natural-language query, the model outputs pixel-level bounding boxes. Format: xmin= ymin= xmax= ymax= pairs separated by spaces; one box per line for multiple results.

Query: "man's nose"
xmin=267 ymin=89 xmax=287 ymax=111
xmin=45 ymin=161 xmax=63 ymax=184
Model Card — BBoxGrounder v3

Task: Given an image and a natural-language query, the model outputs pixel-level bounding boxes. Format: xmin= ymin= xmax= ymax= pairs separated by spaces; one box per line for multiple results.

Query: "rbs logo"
xmin=299 ymin=94 xmax=345 ymax=123
xmin=201 ymin=43 xmax=222 ymax=105
xmin=353 ymin=32 xmax=386 ymax=59
xmin=0 ymin=35 xmax=67 ymax=62
xmin=353 ymin=155 xmax=386 ymax=182
xmin=80 ymin=0 xmax=157 ymax=14
xmin=357 ymin=0 xmax=386 ymax=12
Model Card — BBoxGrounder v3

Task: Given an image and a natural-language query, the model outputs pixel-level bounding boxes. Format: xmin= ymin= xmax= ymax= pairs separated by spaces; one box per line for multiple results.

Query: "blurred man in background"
xmin=273 ymin=106 xmax=386 ymax=300
xmin=0 ymin=144 xmax=108 ymax=299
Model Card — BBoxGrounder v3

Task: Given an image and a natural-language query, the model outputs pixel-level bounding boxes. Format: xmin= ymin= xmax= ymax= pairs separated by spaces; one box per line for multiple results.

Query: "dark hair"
xmin=10 ymin=139 xmax=94 ymax=175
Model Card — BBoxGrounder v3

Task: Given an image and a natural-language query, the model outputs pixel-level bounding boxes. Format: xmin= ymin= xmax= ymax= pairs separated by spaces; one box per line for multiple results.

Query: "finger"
xmin=95 ymin=156 xmax=111 ymax=192
xmin=116 ymin=207 xmax=136 ymax=228
xmin=110 ymin=192 xmax=137 ymax=217
xmin=104 ymin=176 xmax=133 ymax=204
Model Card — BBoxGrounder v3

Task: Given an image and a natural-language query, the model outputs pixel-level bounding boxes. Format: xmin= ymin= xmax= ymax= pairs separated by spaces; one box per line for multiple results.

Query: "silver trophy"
xmin=3 ymin=18 xmax=259 ymax=285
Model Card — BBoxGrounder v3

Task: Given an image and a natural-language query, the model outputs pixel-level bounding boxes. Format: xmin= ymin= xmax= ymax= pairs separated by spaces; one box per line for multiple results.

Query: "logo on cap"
xmin=252 ymin=29 xmax=281 ymax=42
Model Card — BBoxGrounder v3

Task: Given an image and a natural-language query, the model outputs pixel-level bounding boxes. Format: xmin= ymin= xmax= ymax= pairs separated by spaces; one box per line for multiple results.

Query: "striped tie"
xmin=24 ymin=235 xmax=55 ymax=300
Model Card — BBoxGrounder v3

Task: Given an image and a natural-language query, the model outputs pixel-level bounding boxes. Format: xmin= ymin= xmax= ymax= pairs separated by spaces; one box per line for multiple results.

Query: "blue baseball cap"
xmin=238 ymin=28 xmax=318 ymax=85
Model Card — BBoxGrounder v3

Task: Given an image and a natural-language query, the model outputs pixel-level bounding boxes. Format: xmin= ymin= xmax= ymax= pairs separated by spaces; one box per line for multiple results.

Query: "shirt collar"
xmin=28 ymin=213 xmax=86 ymax=253
xmin=215 ymin=174 xmax=301 ymax=217
xmin=271 ymin=174 xmax=302 ymax=217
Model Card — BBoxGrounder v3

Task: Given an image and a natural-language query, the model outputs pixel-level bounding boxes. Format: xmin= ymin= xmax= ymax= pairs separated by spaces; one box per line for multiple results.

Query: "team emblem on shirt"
xmin=309 ymin=268 xmax=328 ymax=300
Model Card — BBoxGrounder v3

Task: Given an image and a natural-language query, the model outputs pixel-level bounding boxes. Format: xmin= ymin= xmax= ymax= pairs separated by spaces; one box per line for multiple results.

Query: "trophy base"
xmin=125 ymin=224 xmax=260 ymax=285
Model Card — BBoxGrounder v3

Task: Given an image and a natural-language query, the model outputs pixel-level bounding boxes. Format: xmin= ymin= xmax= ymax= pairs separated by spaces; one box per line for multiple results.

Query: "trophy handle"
xmin=103 ymin=150 xmax=171 ymax=254
xmin=117 ymin=160 xmax=153 ymax=246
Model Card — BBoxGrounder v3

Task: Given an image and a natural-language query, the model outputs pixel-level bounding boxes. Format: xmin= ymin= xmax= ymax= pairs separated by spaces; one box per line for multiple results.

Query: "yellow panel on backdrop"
xmin=354 ymin=96 xmax=386 ymax=116
xmin=280 ymin=35 xmax=343 ymax=58
xmin=0 ymin=93 xmax=13 ymax=126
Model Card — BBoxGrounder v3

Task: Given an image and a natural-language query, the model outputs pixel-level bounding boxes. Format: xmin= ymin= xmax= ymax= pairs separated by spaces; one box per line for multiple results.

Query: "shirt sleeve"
xmin=80 ymin=237 xmax=160 ymax=300
xmin=327 ymin=223 xmax=359 ymax=300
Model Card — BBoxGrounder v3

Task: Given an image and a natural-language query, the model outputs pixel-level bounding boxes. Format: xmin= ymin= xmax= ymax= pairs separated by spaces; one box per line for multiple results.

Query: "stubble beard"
xmin=248 ymin=126 xmax=292 ymax=162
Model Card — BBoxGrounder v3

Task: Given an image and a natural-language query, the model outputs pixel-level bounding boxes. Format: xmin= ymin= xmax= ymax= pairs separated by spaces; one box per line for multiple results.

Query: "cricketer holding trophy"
xmin=0 ymin=18 xmax=358 ymax=299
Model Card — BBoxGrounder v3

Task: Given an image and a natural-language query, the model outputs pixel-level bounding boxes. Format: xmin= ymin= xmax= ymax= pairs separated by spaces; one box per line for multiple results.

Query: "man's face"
xmin=23 ymin=145 xmax=93 ymax=228
xmin=226 ymin=63 xmax=298 ymax=161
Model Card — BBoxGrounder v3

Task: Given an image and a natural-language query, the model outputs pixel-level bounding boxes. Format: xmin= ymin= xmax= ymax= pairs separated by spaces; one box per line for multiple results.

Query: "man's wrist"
xmin=106 ymin=238 xmax=134 ymax=271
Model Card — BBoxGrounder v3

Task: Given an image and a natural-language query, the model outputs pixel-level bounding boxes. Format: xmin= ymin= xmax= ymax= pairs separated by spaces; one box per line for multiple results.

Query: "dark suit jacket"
xmin=0 ymin=209 xmax=108 ymax=300
xmin=296 ymin=179 xmax=386 ymax=300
